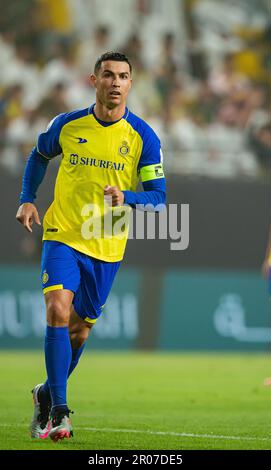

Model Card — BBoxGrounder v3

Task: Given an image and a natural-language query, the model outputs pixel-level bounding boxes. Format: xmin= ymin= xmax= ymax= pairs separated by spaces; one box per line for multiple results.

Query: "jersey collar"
xmin=89 ymin=104 xmax=129 ymax=127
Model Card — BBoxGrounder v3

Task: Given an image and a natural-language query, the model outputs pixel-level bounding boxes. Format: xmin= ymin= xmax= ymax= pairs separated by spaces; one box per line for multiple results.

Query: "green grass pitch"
xmin=1 ymin=351 xmax=271 ymax=450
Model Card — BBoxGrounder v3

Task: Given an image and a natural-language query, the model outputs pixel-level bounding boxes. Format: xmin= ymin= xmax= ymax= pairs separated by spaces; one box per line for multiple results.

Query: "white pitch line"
xmin=78 ymin=427 xmax=271 ymax=442
xmin=0 ymin=424 xmax=270 ymax=442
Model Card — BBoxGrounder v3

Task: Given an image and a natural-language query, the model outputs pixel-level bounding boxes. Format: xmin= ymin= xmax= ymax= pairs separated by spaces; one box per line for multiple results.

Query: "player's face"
xmin=92 ymin=60 xmax=132 ymax=109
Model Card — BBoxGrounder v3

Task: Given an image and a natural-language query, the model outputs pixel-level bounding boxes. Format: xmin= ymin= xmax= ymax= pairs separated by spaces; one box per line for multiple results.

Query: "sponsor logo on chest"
xmin=69 ymin=154 xmax=125 ymax=171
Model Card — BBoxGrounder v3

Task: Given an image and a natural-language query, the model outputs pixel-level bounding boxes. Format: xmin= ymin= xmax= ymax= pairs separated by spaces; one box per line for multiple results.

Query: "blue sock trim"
xmin=51 ymin=404 xmax=67 ymax=408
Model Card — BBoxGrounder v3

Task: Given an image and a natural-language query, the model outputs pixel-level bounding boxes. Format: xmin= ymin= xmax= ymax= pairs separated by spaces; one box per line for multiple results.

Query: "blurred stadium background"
xmin=1 ymin=0 xmax=271 ymax=354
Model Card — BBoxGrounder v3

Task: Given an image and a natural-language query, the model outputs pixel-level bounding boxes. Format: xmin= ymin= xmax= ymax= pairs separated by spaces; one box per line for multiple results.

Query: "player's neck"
xmin=94 ymin=103 xmax=126 ymax=122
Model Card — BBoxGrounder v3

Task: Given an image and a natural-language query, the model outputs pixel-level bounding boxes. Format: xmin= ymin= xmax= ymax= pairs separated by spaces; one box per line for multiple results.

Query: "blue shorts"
xmin=41 ymin=241 xmax=121 ymax=324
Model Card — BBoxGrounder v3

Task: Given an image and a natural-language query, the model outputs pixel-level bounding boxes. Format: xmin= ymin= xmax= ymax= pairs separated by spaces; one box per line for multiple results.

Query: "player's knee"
xmin=46 ymin=299 xmax=70 ymax=326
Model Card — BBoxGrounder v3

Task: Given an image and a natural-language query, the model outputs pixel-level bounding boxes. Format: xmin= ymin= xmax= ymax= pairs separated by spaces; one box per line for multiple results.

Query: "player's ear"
xmin=90 ymin=74 xmax=97 ymax=88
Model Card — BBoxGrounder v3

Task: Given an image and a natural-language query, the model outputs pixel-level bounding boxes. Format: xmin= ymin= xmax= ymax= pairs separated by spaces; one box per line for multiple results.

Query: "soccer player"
xmin=16 ymin=52 xmax=166 ymax=441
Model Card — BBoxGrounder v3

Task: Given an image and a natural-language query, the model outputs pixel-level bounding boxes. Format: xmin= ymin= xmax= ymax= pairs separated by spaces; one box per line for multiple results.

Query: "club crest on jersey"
xmin=42 ymin=270 xmax=49 ymax=284
xmin=118 ymin=141 xmax=129 ymax=156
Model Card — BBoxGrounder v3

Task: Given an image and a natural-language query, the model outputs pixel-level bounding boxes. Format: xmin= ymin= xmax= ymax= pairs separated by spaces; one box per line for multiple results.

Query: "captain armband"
xmin=140 ymin=163 xmax=165 ymax=182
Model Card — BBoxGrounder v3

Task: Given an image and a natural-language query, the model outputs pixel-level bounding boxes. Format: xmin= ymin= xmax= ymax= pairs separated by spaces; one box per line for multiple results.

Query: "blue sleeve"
xmin=37 ymin=113 xmax=65 ymax=158
xmin=123 ymin=115 xmax=166 ymax=210
xmin=123 ymin=178 xmax=166 ymax=209
xmin=19 ymin=147 xmax=49 ymax=204
xmin=137 ymin=124 xmax=162 ymax=170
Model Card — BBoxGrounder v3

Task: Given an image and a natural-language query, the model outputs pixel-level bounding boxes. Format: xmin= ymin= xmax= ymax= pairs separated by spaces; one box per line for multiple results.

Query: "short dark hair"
xmin=94 ymin=51 xmax=132 ymax=74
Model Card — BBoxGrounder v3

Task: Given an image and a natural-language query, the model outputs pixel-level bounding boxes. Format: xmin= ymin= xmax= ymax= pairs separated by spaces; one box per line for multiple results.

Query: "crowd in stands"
xmin=1 ymin=0 xmax=271 ymax=179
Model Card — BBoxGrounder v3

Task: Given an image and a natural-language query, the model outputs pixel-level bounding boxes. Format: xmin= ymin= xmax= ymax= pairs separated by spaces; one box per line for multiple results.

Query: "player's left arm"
xmin=121 ymin=166 xmax=166 ymax=209
xmin=104 ymin=176 xmax=166 ymax=208
xmin=122 ymin=126 xmax=166 ymax=210
xmin=104 ymin=124 xmax=166 ymax=208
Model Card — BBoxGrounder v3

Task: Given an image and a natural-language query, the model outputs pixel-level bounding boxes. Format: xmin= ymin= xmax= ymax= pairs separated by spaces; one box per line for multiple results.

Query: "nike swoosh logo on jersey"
xmin=76 ymin=137 xmax=88 ymax=143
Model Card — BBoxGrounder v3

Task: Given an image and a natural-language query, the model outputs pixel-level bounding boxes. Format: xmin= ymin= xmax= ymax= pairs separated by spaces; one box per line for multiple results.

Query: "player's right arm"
xmin=16 ymin=113 xmax=65 ymax=232
xmin=16 ymin=146 xmax=49 ymax=232
xmin=16 ymin=201 xmax=41 ymax=233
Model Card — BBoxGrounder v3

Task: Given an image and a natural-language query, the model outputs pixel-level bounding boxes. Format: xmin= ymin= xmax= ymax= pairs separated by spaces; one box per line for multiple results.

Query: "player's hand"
xmin=261 ymin=258 xmax=270 ymax=279
xmin=104 ymin=185 xmax=124 ymax=207
xmin=16 ymin=203 xmax=41 ymax=233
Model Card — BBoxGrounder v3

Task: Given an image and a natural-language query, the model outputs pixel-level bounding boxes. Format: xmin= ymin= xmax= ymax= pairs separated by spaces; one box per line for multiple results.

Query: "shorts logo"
xmin=118 ymin=141 xmax=129 ymax=156
xmin=42 ymin=270 xmax=49 ymax=284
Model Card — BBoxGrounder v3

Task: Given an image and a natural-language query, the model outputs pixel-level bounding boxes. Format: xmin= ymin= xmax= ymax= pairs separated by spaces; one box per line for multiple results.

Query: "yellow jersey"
xmin=37 ymin=105 xmax=165 ymax=262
